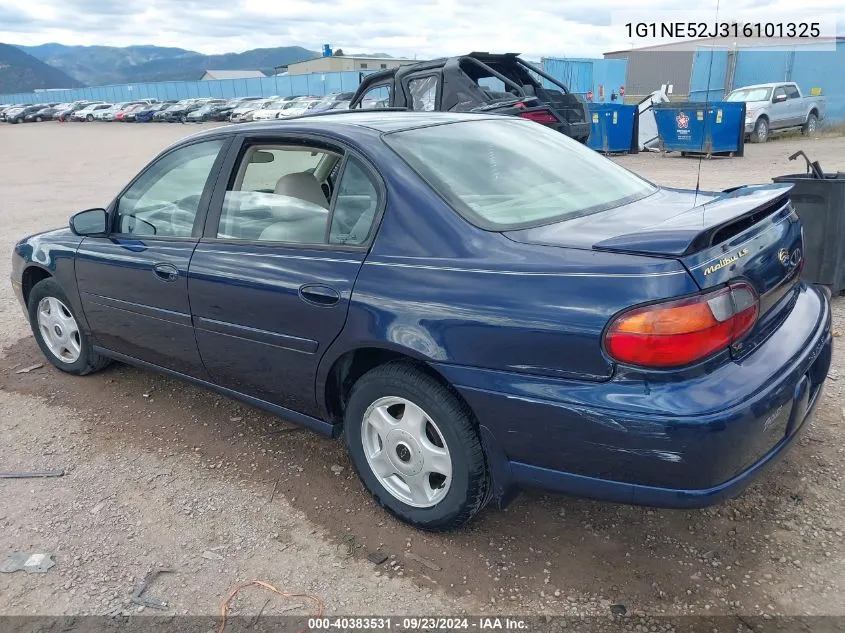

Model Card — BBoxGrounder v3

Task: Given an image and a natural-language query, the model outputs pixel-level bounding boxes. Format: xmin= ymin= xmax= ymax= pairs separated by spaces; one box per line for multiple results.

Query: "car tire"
xmin=751 ymin=117 xmax=768 ymax=143
xmin=344 ymin=362 xmax=489 ymax=531
xmin=35 ymin=116 xmax=42 ymax=122
xmin=27 ymin=278 xmax=111 ymax=376
xmin=86 ymin=114 xmax=93 ymax=122
xmin=803 ymin=113 xmax=818 ymax=135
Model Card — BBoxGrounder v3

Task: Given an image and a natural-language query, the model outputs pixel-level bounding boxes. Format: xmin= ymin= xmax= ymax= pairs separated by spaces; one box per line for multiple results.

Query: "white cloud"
xmin=0 ymin=0 xmax=841 ymax=58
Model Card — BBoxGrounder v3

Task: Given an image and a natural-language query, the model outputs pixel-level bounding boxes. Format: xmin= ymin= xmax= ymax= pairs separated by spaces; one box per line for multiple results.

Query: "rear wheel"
xmin=344 ymin=363 xmax=489 ymax=531
xmin=751 ymin=117 xmax=768 ymax=143
xmin=803 ymin=113 xmax=818 ymax=135
xmin=27 ymin=278 xmax=110 ymax=375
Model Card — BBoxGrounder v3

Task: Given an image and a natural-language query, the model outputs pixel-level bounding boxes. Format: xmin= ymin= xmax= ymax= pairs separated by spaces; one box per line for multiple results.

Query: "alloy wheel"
xmin=361 ymin=396 xmax=453 ymax=508
xmin=37 ymin=297 xmax=81 ymax=363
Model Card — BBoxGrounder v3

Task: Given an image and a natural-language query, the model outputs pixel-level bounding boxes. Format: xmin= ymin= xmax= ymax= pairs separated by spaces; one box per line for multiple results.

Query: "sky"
xmin=0 ymin=0 xmax=842 ymax=58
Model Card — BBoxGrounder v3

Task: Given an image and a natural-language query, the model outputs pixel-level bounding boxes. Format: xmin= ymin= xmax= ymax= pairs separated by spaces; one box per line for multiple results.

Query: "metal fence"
xmin=541 ymin=58 xmax=627 ymax=101
xmin=688 ymin=41 xmax=845 ymax=122
xmin=0 ymin=70 xmax=374 ymax=105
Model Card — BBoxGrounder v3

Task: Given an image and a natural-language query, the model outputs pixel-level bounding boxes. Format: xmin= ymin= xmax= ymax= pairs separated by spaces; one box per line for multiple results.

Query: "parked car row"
xmin=1 ymin=93 xmax=359 ymax=125
xmin=0 ymin=99 xmax=160 ymax=124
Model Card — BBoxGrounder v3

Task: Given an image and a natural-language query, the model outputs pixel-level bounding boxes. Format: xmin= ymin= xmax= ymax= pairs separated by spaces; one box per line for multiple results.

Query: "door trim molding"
xmin=82 ymin=292 xmax=193 ymax=327
xmin=194 ymin=316 xmax=318 ymax=354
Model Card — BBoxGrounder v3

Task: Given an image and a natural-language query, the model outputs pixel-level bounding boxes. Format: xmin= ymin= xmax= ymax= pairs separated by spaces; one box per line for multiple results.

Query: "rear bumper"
xmin=508 ymin=377 xmax=824 ymax=508
xmin=433 ymin=283 xmax=832 ymax=508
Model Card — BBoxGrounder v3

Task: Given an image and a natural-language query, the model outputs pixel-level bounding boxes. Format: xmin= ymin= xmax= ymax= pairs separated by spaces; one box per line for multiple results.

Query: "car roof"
xmin=360 ymin=52 xmax=522 ymax=84
xmin=732 ymin=82 xmax=795 ymax=90
xmin=190 ymin=111 xmax=501 ymax=139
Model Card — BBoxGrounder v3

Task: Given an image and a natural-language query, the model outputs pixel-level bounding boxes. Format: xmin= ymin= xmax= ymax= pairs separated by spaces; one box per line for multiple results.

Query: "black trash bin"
xmin=773 ymin=170 xmax=845 ymax=294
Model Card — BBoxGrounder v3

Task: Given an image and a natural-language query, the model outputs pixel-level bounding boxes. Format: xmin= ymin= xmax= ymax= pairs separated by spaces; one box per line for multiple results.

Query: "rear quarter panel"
xmin=322 ymin=159 xmax=700 ymax=386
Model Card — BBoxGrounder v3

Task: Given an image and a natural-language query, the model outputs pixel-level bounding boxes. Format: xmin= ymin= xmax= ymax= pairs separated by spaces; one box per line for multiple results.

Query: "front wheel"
xmin=27 ymin=278 xmax=110 ymax=375
xmin=344 ymin=363 xmax=489 ymax=531
xmin=86 ymin=114 xmax=93 ymax=122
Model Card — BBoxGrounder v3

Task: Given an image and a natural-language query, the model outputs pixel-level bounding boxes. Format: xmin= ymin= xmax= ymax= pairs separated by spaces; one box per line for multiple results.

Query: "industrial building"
xmin=604 ymin=41 xmax=695 ymax=98
xmin=604 ymin=38 xmax=845 ymax=123
xmin=201 ymin=70 xmax=266 ymax=80
xmin=284 ymin=55 xmax=421 ymax=75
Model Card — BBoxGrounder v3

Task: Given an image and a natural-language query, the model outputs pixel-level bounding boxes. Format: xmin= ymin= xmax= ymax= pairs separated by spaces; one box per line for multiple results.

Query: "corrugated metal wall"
xmin=687 ymin=49 xmax=730 ymax=101
xmin=688 ymin=41 xmax=845 ymax=122
xmin=603 ymin=50 xmax=694 ymax=97
xmin=541 ymin=58 xmax=627 ymax=101
xmin=0 ymin=70 xmax=373 ymax=105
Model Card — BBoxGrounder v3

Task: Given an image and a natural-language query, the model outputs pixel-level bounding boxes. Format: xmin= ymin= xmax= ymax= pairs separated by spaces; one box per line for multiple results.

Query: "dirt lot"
xmin=1 ymin=122 xmax=844 ymax=623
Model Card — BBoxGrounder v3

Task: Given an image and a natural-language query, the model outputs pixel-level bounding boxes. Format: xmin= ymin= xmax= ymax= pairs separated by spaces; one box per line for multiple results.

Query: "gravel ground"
xmin=1 ymin=122 xmax=844 ymax=623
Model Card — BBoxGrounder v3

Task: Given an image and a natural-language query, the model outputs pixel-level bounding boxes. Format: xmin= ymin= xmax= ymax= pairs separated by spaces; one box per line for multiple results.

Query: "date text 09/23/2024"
xmin=309 ymin=617 xmax=529 ymax=630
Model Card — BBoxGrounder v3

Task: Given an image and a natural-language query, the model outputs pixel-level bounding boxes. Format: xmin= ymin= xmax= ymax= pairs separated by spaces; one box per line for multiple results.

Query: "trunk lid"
xmin=505 ymin=184 xmax=804 ymax=330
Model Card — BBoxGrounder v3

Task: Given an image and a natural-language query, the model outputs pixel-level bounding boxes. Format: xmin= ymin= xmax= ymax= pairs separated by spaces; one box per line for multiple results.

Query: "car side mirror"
xmin=69 ymin=208 xmax=108 ymax=236
xmin=774 ymin=94 xmax=787 ymax=103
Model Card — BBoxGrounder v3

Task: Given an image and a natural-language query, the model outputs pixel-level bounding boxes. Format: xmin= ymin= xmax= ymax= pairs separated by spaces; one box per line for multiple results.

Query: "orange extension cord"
xmin=218 ymin=580 xmax=325 ymax=633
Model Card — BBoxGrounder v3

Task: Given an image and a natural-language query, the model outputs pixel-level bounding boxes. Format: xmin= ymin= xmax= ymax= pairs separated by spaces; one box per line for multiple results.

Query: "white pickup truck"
xmin=727 ymin=82 xmax=826 ymax=143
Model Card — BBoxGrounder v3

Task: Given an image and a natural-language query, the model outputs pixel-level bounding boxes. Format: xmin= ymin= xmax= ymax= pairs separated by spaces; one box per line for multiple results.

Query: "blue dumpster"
xmin=586 ymin=103 xmax=638 ymax=154
xmin=653 ymin=101 xmax=746 ymax=157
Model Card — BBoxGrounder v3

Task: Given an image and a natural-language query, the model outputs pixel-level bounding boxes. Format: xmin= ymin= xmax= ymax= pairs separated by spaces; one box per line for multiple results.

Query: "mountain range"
xmin=1 ymin=43 xmax=328 ymax=92
xmin=0 ymin=43 xmax=82 ymax=93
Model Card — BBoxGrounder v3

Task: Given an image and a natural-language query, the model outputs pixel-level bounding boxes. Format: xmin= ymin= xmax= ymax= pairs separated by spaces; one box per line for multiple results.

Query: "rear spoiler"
xmin=593 ymin=184 xmax=794 ymax=257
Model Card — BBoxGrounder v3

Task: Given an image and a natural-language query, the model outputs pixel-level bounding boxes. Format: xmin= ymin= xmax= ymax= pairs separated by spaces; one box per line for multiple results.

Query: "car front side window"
xmin=115 ymin=139 xmax=225 ymax=238
xmin=358 ymin=85 xmax=390 ymax=109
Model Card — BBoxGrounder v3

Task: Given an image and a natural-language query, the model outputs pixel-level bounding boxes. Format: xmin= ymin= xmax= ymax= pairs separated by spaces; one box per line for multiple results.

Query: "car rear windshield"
xmin=384 ymin=119 xmax=657 ymax=230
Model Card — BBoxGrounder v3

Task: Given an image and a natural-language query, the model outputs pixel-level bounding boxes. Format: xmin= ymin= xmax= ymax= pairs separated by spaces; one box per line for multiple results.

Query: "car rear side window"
xmin=329 ymin=158 xmax=380 ymax=245
xmin=385 ymin=119 xmax=657 ymax=230
xmin=407 ymin=76 xmax=438 ymax=111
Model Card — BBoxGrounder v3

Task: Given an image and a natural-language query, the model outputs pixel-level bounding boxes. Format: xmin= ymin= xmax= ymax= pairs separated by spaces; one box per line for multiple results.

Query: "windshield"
xmin=384 ymin=119 xmax=658 ymax=230
xmin=727 ymin=87 xmax=772 ymax=102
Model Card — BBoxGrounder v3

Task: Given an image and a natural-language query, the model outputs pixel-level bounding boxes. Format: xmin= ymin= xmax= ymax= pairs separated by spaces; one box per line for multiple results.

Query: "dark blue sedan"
xmin=11 ymin=112 xmax=832 ymax=530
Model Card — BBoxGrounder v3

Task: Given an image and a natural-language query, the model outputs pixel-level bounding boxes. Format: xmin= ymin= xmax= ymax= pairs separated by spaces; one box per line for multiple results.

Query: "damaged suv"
xmin=349 ymin=52 xmax=590 ymax=143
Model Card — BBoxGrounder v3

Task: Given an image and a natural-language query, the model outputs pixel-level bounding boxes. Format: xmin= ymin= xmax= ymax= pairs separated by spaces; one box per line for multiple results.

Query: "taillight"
xmin=518 ymin=108 xmax=558 ymax=124
xmin=604 ymin=282 xmax=759 ymax=368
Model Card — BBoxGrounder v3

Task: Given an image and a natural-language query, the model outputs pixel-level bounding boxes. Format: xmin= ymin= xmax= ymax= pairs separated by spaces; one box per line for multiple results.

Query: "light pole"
xmin=273 ymin=65 xmax=284 ymax=96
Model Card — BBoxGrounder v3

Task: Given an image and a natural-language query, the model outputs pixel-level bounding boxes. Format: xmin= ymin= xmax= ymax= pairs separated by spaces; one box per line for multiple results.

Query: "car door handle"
xmin=299 ymin=284 xmax=340 ymax=306
xmin=152 ymin=262 xmax=179 ymax=282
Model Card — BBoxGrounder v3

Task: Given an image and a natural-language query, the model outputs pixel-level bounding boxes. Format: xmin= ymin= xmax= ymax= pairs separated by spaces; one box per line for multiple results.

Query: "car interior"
xmin=218 ymin=145 xmax=379 ymax=245
xmin=115 ymin=143 xmax=379 ymax=245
